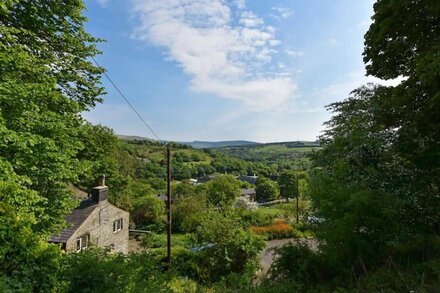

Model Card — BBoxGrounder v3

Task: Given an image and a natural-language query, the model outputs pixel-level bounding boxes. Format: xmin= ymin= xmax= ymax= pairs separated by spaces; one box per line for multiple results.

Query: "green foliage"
xmin=132 ymin=195 xmax=165 ymax=230
xmin=256 ymin=176 xmax=279 ymax=201
xmin=362 ymin=0 xmax=440 ymax=237
xmin=61 ymin=248 xmax=169 ymax=292
xmin=269 ymin=244 xmax=331 ymax=286
xmin=237 ymin=210 xmax=275 ymax=227
xmin=76 ymin=124 xmax=125 ymax=194
xmin=0 ymin=0 xmax=108 ymax=289
xmin=278 ymin=171 xmax=298 ymax=199
xmin=214 ymin=143 xmax=318 ymax=166
xmin=0 ymin=200 xmax=65 ymax=292
xmin=206 ymin=175 xmax=241 ymax=207
xmin=172 ymin=194 xmax=207 ymax=232
xmin=192 ymin=211 xmax=265 ymax=283
xmin=263 ymin=0 xmax=440 ymax=291
xmin=172 ymin=180 xmax=196 ymax=199
xmin=142 ymin=233 xmax=191 ymax=249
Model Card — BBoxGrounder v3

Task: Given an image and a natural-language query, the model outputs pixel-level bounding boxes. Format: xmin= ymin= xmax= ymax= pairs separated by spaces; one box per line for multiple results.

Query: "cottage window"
xmin=113 ymin=218 xmax=123 ymax=233
xmin=76 ymin=234 xmax=89 ymax=252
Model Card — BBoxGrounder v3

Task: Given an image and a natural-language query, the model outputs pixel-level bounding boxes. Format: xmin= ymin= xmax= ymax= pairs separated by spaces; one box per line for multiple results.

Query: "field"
xmin=213 ymin=142 xmax=321 ymax=164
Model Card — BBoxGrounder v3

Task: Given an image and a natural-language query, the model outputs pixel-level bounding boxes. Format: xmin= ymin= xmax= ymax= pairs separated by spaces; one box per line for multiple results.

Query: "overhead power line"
xmin=90 ymin=56 xmax=162 ymax=142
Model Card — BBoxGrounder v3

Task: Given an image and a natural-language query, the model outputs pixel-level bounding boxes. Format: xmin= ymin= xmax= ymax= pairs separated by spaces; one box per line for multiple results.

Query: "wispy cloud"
xmin=239 ymin=11 xmax=264 ymax=28
xmin=285 ymin=49 xmax=304 ymax=57
xmin=317 ymin=69 xmax=406 ymax=104
xmin=234 ymin=0 xmax=246 ymax=9
xmin=132 ymin=0 xmax=296 ymax=111
xmin=271 ymin=7 xmax=294 ymax=19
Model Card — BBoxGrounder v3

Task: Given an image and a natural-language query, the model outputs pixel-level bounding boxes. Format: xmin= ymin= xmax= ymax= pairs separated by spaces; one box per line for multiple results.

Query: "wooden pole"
xmin=166 ymin=144 xmax=172 ymax=268
xmin=296 ymin=173 xmax=299 ymax=224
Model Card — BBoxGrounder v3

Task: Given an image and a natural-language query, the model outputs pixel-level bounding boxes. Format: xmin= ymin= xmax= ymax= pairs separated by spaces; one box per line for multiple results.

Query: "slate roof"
xmin=241 ymin=188 xmax=256 ymax=196
xmin=237 ymin=175 xmax=258 ymax=185
xmin=197 ymin=175 xmax=217 ymax=183
xmin=49 ymin=198 xmax=98 ymax=243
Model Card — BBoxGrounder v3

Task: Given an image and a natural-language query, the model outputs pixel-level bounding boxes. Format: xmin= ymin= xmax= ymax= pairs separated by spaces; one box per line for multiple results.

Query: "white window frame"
xmin=113 ymin=218 xmax=123 ymax=233
xmin=76 ymin=234 xmax=89 ymax=252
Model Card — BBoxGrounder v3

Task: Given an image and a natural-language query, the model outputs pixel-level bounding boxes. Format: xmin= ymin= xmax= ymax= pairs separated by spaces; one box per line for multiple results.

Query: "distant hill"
xmin=117 ymin=135 xmax=157 ymax=142
xmin=117 ymin=135 xmax=260 ymax=149
xmin=183 ymin=140 xmax=261 ymax=149
xmin=116 ymin=134 xmax=319 ymax=150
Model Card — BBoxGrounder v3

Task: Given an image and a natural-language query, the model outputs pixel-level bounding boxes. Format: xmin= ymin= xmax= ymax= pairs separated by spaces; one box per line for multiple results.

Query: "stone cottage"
xmin=50 ymin=185 xmax=129 ymax=254
xmin=241 ymin=188 xmax=257 ymax=201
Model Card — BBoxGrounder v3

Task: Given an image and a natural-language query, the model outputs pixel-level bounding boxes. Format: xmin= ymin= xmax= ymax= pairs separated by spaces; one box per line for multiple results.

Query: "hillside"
xmin=183 ymin=140 xmax=260 ymax=149
xmin=212 ymin=141 xmax=321 ymax=164
xmin=117 ymin=134 xmax=260 ymax=149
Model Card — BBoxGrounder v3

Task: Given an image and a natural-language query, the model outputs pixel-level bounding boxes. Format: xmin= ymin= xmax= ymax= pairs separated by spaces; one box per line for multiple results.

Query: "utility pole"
xmin=296 ymin=173 xmax=299 ymax=224
xmin=166 ymin=144 xmax=172 ymax=268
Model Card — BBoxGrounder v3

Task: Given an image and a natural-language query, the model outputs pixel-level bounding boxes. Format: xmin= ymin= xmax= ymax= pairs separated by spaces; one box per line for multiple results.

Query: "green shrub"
xmin=237 ymin=209 xmax=275 ymax=227
xmin=142 ymin=233 xmax=192 ymax=249
xmin=61 ymin=248 xmax=169 ymax=292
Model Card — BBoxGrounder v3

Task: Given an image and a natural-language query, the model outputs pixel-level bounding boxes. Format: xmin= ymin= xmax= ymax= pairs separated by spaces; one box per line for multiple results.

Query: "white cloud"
xmin=318 ymin=69 xmax=406 ymax=104
xmin=271 ymin=7 xmax=294 ymax=19
xmin=234 ymin=0 xmax=246 ymax=9
xmin=285 ymin=49 xmax=304 ymax=57
xmin=239 ymin=11 xmax=264 ymax=28
xmin=132 ymin=0 xmax=296 ymax=111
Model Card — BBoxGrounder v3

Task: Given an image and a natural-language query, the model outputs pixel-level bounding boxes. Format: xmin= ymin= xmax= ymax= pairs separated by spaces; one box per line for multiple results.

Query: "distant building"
xmin=50 ymin=185 xmax=129 ymax=254
xmin=157 ymin=193 xmax=169 ymax=202
xmin=241 ymin=188 xmax=257 ymax=201
xmin=197 ymin=175 xmax=216 ymax=184
xmin=237 ymin=175 xmax=258 ymax=185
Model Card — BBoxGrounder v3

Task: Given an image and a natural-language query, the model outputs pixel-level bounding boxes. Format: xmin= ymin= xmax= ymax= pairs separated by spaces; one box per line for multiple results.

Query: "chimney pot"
xmin=91 ymin=186 xmax=108 ymax=203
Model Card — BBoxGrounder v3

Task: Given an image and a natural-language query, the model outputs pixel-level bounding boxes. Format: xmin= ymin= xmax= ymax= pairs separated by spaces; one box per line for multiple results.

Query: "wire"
xmin=90 ymin=56 xmax=162 ymax=142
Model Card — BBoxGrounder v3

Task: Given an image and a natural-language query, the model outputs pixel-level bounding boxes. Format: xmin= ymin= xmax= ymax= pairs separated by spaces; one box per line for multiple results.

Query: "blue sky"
xmin=82 ymin=0 xmax=390 ymax=143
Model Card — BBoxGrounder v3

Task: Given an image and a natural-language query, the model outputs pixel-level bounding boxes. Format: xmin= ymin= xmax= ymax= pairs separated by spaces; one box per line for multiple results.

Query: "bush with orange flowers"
xmin=250 ymin=219 xmax=295 ymax=240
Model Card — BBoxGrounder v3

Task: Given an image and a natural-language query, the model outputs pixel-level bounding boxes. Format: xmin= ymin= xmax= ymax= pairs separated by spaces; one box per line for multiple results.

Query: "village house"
xmin=197 ymin=175 xmax=216 ymax=184
xmin=241 ymin=188 xmax=257 ymax=201
xmin=50 ymin=184 xmax=129 ymax=254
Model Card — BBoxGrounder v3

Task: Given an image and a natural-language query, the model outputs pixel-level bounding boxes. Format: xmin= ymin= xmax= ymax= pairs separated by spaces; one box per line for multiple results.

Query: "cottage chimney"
xmin=91 ymin=185 xmax=108 ymax=204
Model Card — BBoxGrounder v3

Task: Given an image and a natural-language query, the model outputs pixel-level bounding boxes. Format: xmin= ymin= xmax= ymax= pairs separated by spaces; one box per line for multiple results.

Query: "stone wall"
xmin=65 ymin=200 xmax=129 ymax=254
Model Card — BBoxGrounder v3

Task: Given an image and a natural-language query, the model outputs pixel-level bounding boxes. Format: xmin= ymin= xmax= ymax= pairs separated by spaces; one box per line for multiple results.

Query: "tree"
xmin=278 ymin=171 xmax=299 ymax=223
xmin=278 ymin=171 xmax=298 ymax=200
xmin=256 ymin=176 xmax=279 ymax=201
xmin=77 ymin=124 xmax=126 ymax=196
xmin=172 ymin=180 xmax=195 ymax=199
xmin=206 ymin=175 xmax=241 ymax=207
xmin=172 ymin=194 xmax=207 ymax=232
xmin=306 ymin=0 xmax=440 ymax=282
xmin=192 ymin=211 xmax=265 ymax=283
xmin=362 ymin=0 xmax=440 ymax=238
xmin=132 ymin=195 xmax=166 ymax=229
xmin=0 ymin=1 xmax=104 ymax=288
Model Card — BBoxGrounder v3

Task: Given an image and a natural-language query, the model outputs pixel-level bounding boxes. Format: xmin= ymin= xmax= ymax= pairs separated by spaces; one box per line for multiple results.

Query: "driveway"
xmin=259 ymin=238 xmax=317 ymax=276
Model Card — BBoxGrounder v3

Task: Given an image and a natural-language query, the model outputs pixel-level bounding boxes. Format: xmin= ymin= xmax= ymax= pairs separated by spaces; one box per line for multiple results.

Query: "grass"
xmin=142 ymin=232 xmax=193 ymax=249
xmin=214 ymin=143 xmax=321 ymax=164
xmin=257 ymin=207 xmax=286 ymax=218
